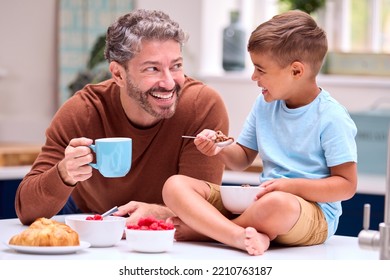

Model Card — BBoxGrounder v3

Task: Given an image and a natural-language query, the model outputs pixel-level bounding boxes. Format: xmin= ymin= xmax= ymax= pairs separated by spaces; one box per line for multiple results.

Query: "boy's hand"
xmin=256 ymin=178 xmax=290 ymax=199
xmin=193 ymin=129 xmax=222 ymax=156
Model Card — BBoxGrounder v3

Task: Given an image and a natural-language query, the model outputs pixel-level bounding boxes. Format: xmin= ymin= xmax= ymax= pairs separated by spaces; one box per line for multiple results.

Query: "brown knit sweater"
xmin=15 ymin=77 xmax=229 ymax=225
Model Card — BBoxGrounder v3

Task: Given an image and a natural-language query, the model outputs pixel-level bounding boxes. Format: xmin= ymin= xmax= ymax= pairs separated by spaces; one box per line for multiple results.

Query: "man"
xmin=15 ymin=9 xmax=229 ymax=225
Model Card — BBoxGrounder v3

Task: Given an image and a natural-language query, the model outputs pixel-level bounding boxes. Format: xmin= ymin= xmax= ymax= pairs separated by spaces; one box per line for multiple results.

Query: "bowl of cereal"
xmin=220 ymin=185 xmax=262 ymax=214
xmin=125 ymin=216 xmax=175 ymax=253
xmin=65 ymin=214 xmax=126 ymax=247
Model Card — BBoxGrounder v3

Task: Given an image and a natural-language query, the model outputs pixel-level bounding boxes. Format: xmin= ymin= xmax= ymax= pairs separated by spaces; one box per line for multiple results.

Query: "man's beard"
xmin=126 ymin=77 xmax=182 ymax=120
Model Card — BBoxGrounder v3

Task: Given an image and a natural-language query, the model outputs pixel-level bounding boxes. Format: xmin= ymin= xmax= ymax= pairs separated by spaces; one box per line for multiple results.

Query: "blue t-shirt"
xmin=237 ymin=89 xmax=357 ymax=239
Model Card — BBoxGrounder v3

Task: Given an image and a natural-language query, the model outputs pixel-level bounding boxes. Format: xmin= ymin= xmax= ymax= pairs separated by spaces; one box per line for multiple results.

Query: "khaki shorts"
xmin=274 ymin=196 xmax=328 ymax=246
xmin=205 ymin=182 xmax=233 ymax=218
xmin=206 ymin=182 xmax=328 ymax=246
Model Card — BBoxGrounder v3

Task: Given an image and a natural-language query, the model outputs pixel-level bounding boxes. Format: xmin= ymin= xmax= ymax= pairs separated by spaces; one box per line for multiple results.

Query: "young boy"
xmin=162 ymin=10 xmax=357 ymax=256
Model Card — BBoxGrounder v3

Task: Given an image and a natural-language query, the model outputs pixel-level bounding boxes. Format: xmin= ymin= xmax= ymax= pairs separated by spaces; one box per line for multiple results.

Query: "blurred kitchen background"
xmin=1 ymin=0 xmax=389 ymax=143
xmin=1 ymin=0 xmax=390 ymax=235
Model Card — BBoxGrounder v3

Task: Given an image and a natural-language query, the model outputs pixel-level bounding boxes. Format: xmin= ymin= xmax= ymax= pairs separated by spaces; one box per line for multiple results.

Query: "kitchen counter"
xmin=1 ymin=215 xmax=388 ymax=279
xmin=0 ymin=216 xmax=380 ymax=260
xmin=0 ymin=165 xmax=31 ymax=180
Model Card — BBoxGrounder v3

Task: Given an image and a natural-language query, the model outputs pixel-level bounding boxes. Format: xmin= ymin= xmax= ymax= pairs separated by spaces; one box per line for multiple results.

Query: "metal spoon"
xmin=181 ymin=136 xmax=234 ymax=147
xmin=101 ymin=206 xmax=119 ymax=218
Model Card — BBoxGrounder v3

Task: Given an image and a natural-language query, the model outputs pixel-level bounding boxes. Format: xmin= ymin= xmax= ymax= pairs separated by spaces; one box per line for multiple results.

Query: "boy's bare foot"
xmin=243 ymin=227 xmax=270 ymax=256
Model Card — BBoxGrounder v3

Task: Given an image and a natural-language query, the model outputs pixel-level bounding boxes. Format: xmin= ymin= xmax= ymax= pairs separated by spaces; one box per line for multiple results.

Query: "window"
xmin=348 ymin=0 xmax=390 ymax=53
xmin=248 ymin=0 xmax=390 ymax=53
xmin=199 ymin=0 xmax=389 ymax=75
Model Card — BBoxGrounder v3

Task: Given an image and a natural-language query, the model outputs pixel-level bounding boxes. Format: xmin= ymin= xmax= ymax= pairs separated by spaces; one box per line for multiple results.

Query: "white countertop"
xmin=1 ymin=170 xmax=388 ymax=279
xmin=0 ymin=215 xmax=381 ymax=260
xmin=0 ymin=165 xmax=31 ymax=180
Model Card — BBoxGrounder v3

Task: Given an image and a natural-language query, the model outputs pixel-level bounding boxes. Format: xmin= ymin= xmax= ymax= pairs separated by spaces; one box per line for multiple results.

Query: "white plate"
xmin=4 ymin=241 xmax=90 ymax=255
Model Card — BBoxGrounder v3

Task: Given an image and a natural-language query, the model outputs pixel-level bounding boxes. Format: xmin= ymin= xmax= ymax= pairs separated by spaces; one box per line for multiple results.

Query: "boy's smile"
xmin=249 ymin=51 xmax=320 ymax=108
xmin=249 ymin=51 xmax=293 ymax=103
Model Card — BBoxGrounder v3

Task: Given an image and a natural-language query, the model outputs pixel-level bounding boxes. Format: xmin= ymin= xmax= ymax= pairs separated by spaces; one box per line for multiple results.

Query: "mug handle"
xmin=88 ymin=144 xmax=98 ymax=169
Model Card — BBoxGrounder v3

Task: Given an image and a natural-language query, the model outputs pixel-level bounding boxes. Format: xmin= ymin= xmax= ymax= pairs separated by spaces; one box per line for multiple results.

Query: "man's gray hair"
xmin=104 ymin=9 xmax=188 ymax=66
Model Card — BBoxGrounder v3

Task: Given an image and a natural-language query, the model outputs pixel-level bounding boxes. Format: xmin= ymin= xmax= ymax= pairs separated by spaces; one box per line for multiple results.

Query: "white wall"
xmin=0 ymin=0 xmax=57 ymax=144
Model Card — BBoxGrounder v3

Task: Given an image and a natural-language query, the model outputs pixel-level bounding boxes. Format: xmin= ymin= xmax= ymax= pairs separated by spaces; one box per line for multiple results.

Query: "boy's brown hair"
xmin=248 ymin=10 xmax=327 ymax=75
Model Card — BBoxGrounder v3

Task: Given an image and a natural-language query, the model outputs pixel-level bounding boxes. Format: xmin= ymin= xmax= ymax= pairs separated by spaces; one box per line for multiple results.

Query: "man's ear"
xmin=291 ymin=61 xmax=304 ymax=78
xmin=109 ymin=61 xmax=126 ymax=87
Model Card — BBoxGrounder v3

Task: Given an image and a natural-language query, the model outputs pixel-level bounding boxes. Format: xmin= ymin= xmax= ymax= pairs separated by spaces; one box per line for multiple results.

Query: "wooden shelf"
xmin=0 ymin=143 xmax=41 ymax=167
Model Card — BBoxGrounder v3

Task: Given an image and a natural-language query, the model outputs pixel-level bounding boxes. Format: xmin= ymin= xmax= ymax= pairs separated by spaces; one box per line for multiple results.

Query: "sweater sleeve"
xmin=15 ymin=94 xmax=92 ymax=225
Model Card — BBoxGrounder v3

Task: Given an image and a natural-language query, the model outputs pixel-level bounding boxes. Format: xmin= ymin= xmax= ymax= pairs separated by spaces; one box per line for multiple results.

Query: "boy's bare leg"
xmin=163 ymin=175 xmax=282 ymax=255
xmin=167 ymin=216 xmax=213 ymax=241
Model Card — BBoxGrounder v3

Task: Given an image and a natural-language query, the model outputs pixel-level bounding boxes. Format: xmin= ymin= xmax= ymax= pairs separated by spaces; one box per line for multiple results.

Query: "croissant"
xmin=9 ymin=217 xmax=80 ymax=246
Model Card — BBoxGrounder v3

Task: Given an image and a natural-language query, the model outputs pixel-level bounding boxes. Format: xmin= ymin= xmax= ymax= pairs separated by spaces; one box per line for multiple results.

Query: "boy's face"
xmin=249 ymin=51 xmax=296 ymax=104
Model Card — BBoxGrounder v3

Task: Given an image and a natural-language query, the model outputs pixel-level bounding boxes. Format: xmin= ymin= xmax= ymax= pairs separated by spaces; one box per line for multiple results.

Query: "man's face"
xmin=124 ymin=40 xmax=185 ymax=120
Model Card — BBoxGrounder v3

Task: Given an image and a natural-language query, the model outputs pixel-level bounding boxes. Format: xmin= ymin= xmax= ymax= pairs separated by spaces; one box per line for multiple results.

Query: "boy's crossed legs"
xmin=162 ymin=174 xmax=321 ymax=255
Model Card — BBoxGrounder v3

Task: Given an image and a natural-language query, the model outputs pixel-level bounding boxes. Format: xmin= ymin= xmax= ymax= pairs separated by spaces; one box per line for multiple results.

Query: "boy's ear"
xmin=291 ymin=61 xmax=304 ymax=78
xmin=109 ymin=61 xmax=126 ymax=87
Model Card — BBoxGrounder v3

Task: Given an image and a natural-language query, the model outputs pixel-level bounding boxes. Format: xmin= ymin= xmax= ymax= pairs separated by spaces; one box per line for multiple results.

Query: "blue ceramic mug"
xmin=89 ymin=137 xmax=132 ymax=178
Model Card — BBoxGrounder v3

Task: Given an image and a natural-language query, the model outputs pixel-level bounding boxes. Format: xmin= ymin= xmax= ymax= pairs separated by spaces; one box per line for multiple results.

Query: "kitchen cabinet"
xmin=0 ymin=179 xmax=20 ymax=219
xmin=336 ymin=193 xmax=385 ymax=237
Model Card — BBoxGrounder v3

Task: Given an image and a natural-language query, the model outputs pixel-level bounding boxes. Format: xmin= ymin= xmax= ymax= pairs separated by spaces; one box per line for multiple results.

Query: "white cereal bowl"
xmin=65 ymin=214 xmax=126 ymax=247
xmin=220 ymin=185 xmax=262 ymax=214
xmin=125 ymin=228 xmax=176 ymax=253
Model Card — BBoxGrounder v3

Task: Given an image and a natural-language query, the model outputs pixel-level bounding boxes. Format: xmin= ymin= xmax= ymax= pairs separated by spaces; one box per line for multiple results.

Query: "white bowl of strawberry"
xmin=65 ymin=214 xmax=126 ymax=247
xmin=125 ymin=216 xmax=175 ymax=253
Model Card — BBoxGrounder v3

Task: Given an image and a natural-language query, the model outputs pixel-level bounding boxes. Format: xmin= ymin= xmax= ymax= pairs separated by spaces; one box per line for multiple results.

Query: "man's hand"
xmin=58 ymin=137 xmax=94 ymax=186
xmin=114 ymin=201 xmax=175 ymax=226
